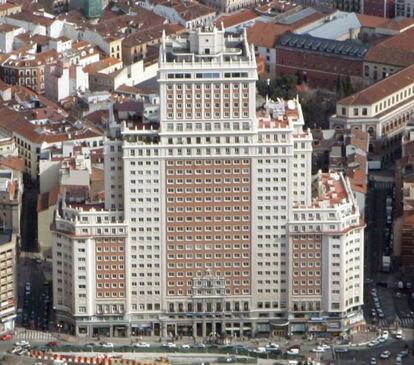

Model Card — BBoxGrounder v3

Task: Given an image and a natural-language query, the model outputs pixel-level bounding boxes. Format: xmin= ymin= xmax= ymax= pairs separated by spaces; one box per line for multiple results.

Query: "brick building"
xmin=362 ymin=0 xmax=395 ymax=18
xmin=275 ymin=32 xmax=367 ymax=90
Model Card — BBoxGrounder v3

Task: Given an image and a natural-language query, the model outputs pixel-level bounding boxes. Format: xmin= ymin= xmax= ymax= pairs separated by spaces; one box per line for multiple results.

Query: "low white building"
xmin=0 ymin=24 xmax=24 ymax=53
xmin=45 ymin=62 xmax=89 ymax=102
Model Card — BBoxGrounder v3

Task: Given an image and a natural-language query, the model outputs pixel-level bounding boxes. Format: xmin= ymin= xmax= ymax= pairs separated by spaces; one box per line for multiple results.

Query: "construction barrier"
xmin=29 ymin=351 xmax=169 ymax=365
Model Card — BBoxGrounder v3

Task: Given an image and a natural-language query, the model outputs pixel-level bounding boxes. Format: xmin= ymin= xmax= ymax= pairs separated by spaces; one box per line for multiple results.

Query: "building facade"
xmin=0 ymin=232 xmax=17 ymax=335
xmin=396 ymin=0 xmax=414 ymax=17
xmin=276 ymin=33 xmax=366 ymax=91
xmin=362 ymin=0 xmax=395 ymax=17
xmin=288 ymin=171 xmax=365 ymax=334
xmin=330 ymin=65 xmax=414 ymax=162
xmin=52 ymin=27 xmax=364 ymax=338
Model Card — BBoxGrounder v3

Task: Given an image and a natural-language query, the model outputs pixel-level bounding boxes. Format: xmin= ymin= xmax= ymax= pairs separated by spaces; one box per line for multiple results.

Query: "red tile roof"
xmin=215 ymin=9 xmax=258 ymax=29
xmin=365 ymin=27 xmax=414 ymax=67
xmin=339 ymin=64 xmax=414 ymax=106
xmin=356 ymin=13 xmax=388 ymax=28
xmin=247 ymin=21 xmax=291 ymax=49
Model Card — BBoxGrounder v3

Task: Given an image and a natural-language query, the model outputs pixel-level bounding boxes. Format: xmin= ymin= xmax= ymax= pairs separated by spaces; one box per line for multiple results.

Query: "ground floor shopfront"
xmin=63 ymin=311 xmax=364 ymax=338
xmin=289 ymin=311 xmax=365 ymax=338
xmin=70 ymin=316 xmax=283 ymax=338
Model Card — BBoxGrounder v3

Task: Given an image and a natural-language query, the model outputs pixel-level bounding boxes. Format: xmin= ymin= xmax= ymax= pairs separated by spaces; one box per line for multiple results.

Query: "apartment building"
xmin=396 ymin=0 xmax=414 ymax=17
xmin=0 ymin=231 xmax=17 ymax=335
xmin=52 ymin=26 xmax=363 ymax=337
xmin=288 ymin=171 xmax=365 ymax=334
xmin=330 ymin=64 xmax=414 ymax=162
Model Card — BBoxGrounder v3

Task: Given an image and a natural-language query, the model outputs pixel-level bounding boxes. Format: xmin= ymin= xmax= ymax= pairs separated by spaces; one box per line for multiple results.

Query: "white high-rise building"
xmin=52 ymin=26 xmax=364 ymax=338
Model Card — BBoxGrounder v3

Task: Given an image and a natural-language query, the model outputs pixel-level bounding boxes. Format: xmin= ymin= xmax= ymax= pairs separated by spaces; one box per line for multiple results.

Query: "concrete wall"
xmin=39 ymin=159 xmax=61 ymax=194
xmin=38 ymin=204 xmax=55 ymax=258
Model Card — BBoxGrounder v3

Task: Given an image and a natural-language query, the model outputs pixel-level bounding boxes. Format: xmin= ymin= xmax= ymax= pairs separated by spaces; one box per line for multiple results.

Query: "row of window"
xmin=167 ymin=168 xmax=249 ymax=175
xmin=166 ymin=262 xmax=250 ymax=269
xmin=167 ymin=243 xmax=249 ymax=250
xmin=167 ymin=252 xmax=249 ymax=259
xmin=165 ymin=121 xmax=250 ymax=132
xmin=293 ymin=271 xmax=322 ymax=276
xmin=166 ymin=177 xmax=249 ymax=185
xmin=166 ymin=111 xmax=249 ymax=119
xmin=166 ymin=159 xmax=249 ymax=166
xmin=167 ymin=288 xmax=250 ymax=296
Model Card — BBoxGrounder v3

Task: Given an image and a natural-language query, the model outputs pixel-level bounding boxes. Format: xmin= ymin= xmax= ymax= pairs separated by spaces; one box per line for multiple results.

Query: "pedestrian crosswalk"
xmin=399 ymin=317 xmax=414 ymax=328
xmin=15 ymin=329 xmax=57 ymax=341
xmin=378 ymin=317 xmax=414 ymax=328
xmin=378 ymin=319 xmax=389 ymax=328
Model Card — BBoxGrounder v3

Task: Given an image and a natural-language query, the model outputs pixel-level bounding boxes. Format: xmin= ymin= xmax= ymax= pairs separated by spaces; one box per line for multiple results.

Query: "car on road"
xmin=312 ymin=346 xmax=326 ymax=353
xmin=381 ymin=330 xmax=389 ymax=339
xmin=396 ymin=356 xmax=402 ymax=365
xmin=380 ymin=351 xmax=391 ymax=359
xmin=368 ymin=340 xmax=379 ymax=347
xmin=0 ymin=333 xmax=13 ymax=341
xmin=15 ymin=340 xmax=30 ymax=347
xmin=134 ymin=342 xmax=150 ymax=348
xmin=46 ymin=341 xmax=60 ymax=347
xmin=286 ymin=348 xmax=300 ymax=356
xmin=100 ymin=342 xmax=114 ymax=348
xmin=266 ymin=343 xmax=279 ymax=350
xmin=398 ymin=350 xmax=408 ymax=358
xmin=162 ymin=343 xmax=177 ymax=349
xmin=11 ymin=346 xmax=22 ymax=354
xmin=396 ymin=292 xmax=402 ymax=298
xmin=370 ymin=357 xmax=376 ymax=365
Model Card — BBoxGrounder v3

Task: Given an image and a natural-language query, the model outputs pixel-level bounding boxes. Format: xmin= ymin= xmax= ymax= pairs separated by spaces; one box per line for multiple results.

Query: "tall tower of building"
xmin=52 ymin=26 xmax=364 ymax=338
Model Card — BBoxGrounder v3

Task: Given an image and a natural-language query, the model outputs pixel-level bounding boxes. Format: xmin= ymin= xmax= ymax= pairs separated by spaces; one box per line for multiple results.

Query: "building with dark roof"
xmin=276 ymin=32 xmax=367 ymax=90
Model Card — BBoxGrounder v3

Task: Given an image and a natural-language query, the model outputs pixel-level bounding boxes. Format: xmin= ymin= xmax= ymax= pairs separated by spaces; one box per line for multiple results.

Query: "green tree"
xmin=257 ymin=75 xmax=298 ymax=100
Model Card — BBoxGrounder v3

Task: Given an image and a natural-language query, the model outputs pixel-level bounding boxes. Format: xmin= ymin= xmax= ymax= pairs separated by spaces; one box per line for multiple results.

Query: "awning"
xmin=290 ymin=323 xmax=306 ymax=332
xmin=132 ymin=324 xmax=152 ymax=329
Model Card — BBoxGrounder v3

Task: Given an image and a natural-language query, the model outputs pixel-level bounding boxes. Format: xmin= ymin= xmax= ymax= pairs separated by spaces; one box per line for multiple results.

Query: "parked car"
xmin=100 ymin=342 xmax=114 ymax=348
xmin=15 ymin=341 xmax=30 ymax=347
xmin=370 ymin=357 xmax=376 ymax=365
xmin=312 ymin=346 xmax=325 ymax=353
xmin=286 ymin=348 xmax=300 ymax=356
xmin=134 ymin=342 xmax=150 ymax=348
xmin=46 ymin=341 xmax=60 ymax=347
xmin=0 ymin=333 xmax=13 ymax=341
xmin=380 ymin=351 xmax=391 ymax=359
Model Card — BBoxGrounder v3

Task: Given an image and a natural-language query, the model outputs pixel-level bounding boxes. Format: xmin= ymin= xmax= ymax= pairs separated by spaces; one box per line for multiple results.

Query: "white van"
xmin=53 ymin=360 xmax=68 ymax=365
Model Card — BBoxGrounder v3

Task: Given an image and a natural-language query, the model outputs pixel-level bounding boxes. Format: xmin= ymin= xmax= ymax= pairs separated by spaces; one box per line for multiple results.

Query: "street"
xmin=364 ymin=179 xmax=414 ymax=331
xmin=17 ymin=257 xmax=53 ymax=332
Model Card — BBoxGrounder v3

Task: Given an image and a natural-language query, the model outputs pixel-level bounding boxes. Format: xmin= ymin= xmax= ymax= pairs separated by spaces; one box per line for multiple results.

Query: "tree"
xmin=257 ymin=75 xmax=298 ymax=100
